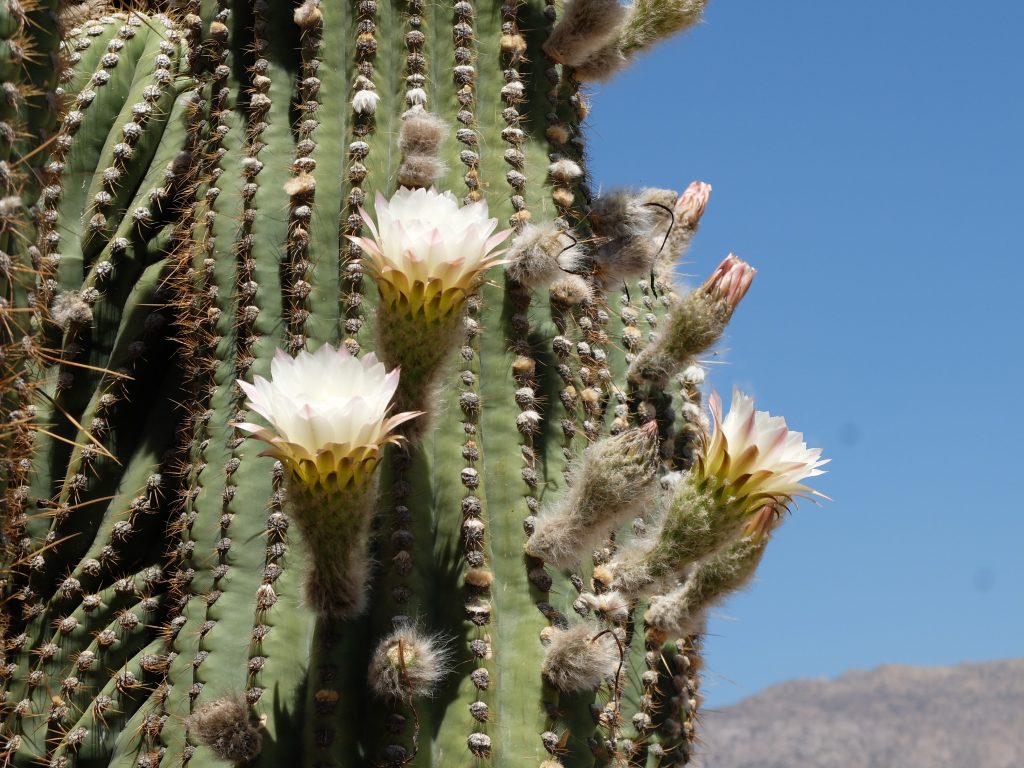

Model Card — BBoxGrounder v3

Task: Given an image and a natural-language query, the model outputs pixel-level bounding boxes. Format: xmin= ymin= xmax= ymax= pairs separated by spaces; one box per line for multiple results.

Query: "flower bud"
xmin=676 ymin=180 xmax=711 ymax=227
xmin=504 ymin=221 xmax=584 ymax=287
xmin=542 ymin=623 xmax=621 ymax=692
xmin=627 ymin=255 xmax=756 ymax=388
xmin=660 ymin=180 xmax=711 ymax=266
xmin=526 ymin=422 xmax=660 ymax=566
xmin=644 ymin=537 xmax=767 ymax=636
xmin=700 ymin=253 xmax=755 ymax=310
xmin=368 ymin=626 xmax=452 ymax=702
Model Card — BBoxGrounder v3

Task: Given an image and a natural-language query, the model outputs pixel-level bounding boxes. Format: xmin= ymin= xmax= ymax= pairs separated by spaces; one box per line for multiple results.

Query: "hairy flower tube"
xmin=700 ymin=389 xmax=828 ymax=517
xmin=349 ymin=186 xmax=511 ymax=320
xmin=235 ymin=344 xmax=420 ymax=493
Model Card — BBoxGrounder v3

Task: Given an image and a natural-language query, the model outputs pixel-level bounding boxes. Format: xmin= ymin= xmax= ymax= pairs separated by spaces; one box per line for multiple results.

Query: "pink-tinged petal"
xmin=729 ymin=444 xmax=761 ymax=478
xmin=709 ymin=390 xmax=723 ymax=421
xmin=757 ymin=425 xmax=793 ymax=466
xmin=383 ymin=410 xmax=423 ymax=433
xmin=232 ymin=421 xmax=275 ymax=440
xmin=737 ymin=403 xmax=758 ymax=446
xmin=346 ymin=235 xmax=383 ymax=259
xmin=485 ymin=228 xmax=514 ymax=253
xmin=235 ymin=378 xmax=262 ymax=405
xmin=359 ymin=205 xmax=380 ymax=241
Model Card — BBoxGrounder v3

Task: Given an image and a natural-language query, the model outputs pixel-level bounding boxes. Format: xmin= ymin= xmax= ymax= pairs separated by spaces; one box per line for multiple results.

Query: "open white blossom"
xmin=349 ymin=187 xmax=512 ymax=319
xmin=235 ymin=344 xmax=420 ymax=491
xmin=700 ymin=390 xmax=828 ymax=524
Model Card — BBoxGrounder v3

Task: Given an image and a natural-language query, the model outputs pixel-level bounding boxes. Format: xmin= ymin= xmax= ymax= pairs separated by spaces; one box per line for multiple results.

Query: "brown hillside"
xmin=698 ymin=659 xmax=1024 ymax=768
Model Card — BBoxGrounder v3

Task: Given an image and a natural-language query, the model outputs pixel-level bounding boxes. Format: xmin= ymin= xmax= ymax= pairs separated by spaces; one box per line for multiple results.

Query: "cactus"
xmin=0 ymin=2 xmax=828 ymax=768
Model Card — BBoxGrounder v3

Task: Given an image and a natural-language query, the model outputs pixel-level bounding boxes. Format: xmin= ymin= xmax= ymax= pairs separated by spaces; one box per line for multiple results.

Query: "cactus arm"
xmin=17 ymin=255 xmax=176 ymax=629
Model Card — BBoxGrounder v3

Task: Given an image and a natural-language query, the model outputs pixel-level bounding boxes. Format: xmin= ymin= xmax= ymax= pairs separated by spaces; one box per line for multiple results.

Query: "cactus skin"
xmin=0 ymin=2 xmax=806 ymax=767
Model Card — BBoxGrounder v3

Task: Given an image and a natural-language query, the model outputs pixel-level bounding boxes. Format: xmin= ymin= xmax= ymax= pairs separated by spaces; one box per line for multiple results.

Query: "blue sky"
xmin=587 ymin=1 xmax=1024 ymax=707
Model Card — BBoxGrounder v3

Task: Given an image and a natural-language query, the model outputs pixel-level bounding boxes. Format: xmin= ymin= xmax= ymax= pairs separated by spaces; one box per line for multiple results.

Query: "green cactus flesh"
xmin=0 ymin=2 xmax=806 ymax=767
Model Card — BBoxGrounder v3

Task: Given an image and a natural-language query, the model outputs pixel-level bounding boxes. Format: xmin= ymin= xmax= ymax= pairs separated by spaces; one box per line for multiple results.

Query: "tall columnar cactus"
xmin=0 ymin=2 xmax=827 ymax=767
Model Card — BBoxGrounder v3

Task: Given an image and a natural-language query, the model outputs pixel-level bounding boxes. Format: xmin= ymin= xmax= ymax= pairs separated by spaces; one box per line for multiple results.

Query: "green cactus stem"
xmin=0 ymin=2 xmax=828 ymax=767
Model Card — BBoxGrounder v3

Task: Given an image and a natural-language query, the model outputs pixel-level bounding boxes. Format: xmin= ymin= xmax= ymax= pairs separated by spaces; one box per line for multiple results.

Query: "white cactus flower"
xmin=235 ymin=344 xmax=420 ymax=491
xmin=700 ymin=390 xmax=828 ymax=526
xmin=349 ymin=187 xmax=512 ymax=319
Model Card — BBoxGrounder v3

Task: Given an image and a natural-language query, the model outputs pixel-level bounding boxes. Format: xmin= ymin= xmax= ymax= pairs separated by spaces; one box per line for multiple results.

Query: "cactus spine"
xmin=0 ymin=2 xmax=827 ymax=767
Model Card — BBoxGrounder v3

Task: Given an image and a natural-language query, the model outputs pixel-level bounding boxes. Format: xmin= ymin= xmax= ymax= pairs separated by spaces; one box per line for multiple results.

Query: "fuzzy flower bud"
xmin=700 ymin=253 xmax=755 ymax=310
xmin=676 ymin=180 xmax=711 ymax=227
xmin=660 ymin=180 xmax=711 ymax=267
xmin=588 ymin=189 xmax=664 ymax=286
xmin=185 ymin=697 xmax=262 ymax=764
xmin=543 ymin=0 xmax=627 ymax=67
xmin=368 ymin=626 xmax=452 ymax=702
xmin=526 ymin=422 xmax=660 ymax=566
xmin=504 ymin=221 xmax=585 ymax=287
xmin=541 ymin=623 xmax=622 ymax=692
xmin=50 ymin=291 xmax=93 ymax=328
xmin=644 ymin=536 xmax=767 ymax=637
xmin=628 ymin=255 xmax=756 ymax=387
xmin=349 ymin=187 xmax=511 ymax=320
xmin=235 ymin=344 xmax=419 ymax=493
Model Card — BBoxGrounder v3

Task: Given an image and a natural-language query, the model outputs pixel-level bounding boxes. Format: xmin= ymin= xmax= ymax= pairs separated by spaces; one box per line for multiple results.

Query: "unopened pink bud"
xmin=676 ymin=181 xmax=712 ymax=227
xmin=701 ymin=253 xmax=755 ymax=309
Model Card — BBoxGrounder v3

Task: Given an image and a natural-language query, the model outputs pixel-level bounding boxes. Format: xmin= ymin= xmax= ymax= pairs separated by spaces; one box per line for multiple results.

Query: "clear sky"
xmin=587 ymin=1 xmax=1024 ymax=707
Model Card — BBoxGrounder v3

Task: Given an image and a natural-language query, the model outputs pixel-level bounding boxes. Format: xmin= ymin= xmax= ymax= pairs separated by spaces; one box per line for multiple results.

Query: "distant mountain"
xmin=697 ymin=659 xmax=1024 ymax=768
